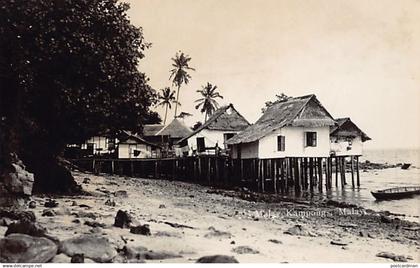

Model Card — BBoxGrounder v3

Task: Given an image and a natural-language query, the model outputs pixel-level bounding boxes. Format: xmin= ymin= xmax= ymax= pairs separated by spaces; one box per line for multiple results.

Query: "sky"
xmin=125 ymin=0 xmax=420 ymax=150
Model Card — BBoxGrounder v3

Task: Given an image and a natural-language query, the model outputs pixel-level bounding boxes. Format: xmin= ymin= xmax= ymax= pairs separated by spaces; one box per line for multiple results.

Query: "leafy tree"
xmin=262 ymin=93 xmax=292 ymax=113
xmin=157 ymin=87 xmax=179 ymax=124
xmin=169 ymin=51 xmax=195 ymax=118
xmin=0 ymin=0 xmax=159 ymax=193
xmin=195 ymin=82 xmax=223 ymax=122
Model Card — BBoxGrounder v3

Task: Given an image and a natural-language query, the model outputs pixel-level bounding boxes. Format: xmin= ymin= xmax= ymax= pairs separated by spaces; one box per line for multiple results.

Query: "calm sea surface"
xmin=325 ymin=148 xmax=420 ymax=222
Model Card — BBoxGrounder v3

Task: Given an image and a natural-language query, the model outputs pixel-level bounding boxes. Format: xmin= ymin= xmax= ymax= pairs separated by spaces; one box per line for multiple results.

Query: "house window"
xmin=305 ymin=132 xmax=317 ymax=147
xmin=196 ymin=137 xmax=205 ymax=152
xmin=277 ymin=135 xmax=285 ymax=151
xmin=224 ymin=133 xmax=235 ymax=142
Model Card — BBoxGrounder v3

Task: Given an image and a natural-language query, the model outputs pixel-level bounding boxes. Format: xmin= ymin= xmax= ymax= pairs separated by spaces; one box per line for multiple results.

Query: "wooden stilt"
xmin=356 ymin=156 xmax=360 ymax=187
xmin=273 ymin=159 xmax=278 ymax=194
xmin=351 ymin=156 xmax=355 ymax=188
xmin=309 ymin=158 xmax=314 ymax=192
xmin=318 ymin=158 xmax=323 ymax=192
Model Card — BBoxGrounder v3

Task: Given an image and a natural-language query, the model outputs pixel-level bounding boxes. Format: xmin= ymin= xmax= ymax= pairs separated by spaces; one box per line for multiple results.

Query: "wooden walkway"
xmin=71 ymin=155 xmax=361 ymax=195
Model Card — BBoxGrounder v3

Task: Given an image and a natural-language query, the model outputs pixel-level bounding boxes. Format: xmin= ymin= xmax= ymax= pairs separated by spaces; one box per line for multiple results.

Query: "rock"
xmin=79 ymin=204 xmax=91 ymax=209
xmin=114 ymin=210 xmax=132 ymax=228
xmin=232 ymin=246 xmax=259 ymax=254
xmin=376 ymin=252 xmax=408 ymax=262
xmin=154 ymin=231 xmax=182 ymax=238
xmin=44 ymin=199 xmax=59 ymax=208
xmin=0 ymin=233 xmax=57 ymax=263
xmin=380 ymin=215 xmax=392 ymax=223
xmin=85 ymin=221 xmax=106 ymax=228
xmin=42 ymin=209 xmax=56 ymax=217
xmin=268 ymin=239 xmax=282 ymax=244
xmin=71 ymin=254 xmax=85 ymax=263
xmin=71 ymin=201 xmax=78 ymax=206
xmin=158 ymin=204 xmax=166 ymax=209
xmin=28 ymin=201 xmax=36 ymax=209
xmin=204 ymin=226 xmax=232 ymax=239
xmin=0 ymin=154 xmax=34 ymax=208
xmin=60 ymin=234 xmax=117 ymax=263
xmin=120 ymin=246 xmax=181 ymax=260
xmin=78 ymin=211 xmax=97 ymax=219
xmin=330 ymin=240 xmax=348 ymax=246
xmin=72 ymin=219 xmax=80 ymax=224
xmin=196 ymin=255 xmax=239 ymax=263
xmin=230 ymin=240 xmax=236 ymax=244
xmin=0 ymin=217 xmax=12 ymax=227
xmin=5 ymin=220 xmax=47 ymax=237
xmin=284 ymin=225 xmax=314 ymax=237
xmin=105 ymin=199 xmax=116 ymax=207
xmin=51 ymin=254 xmax=72 ymax=263
xmin=114 ymin=190 xmax=128 ymax=198
xmin=0 ymin=210 xmax=36 ymax=222
xmin=83 ymin=178 xmax=91 ymax=184
xmin=130 ymin=224 xmax=151 ymax=236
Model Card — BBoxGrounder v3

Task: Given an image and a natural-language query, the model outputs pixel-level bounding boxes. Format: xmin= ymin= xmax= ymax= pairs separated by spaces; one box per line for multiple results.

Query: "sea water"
xmin=327 ymin=148 xmax=420 ymax=222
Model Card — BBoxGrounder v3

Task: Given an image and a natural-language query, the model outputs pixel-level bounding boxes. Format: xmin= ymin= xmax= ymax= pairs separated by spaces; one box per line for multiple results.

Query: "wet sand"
xmin=2 ymin=171 xmax=418 ymax=263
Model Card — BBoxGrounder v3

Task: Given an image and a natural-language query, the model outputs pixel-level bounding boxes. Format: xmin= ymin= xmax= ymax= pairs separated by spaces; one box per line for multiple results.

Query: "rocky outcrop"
xmin=196 ymin=255 xmax=239 ymax=263
xmin=0 ymin=154 xmax=34 ymax=208
xmin=59 ymin=234 xmax=117 ymax=263
xmin=0 ymin=234 xmax=57 ymax=263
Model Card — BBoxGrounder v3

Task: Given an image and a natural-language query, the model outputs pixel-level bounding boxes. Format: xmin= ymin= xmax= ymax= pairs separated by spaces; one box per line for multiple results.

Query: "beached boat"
xmin=371 ymin=186 xmax=420 ymax=200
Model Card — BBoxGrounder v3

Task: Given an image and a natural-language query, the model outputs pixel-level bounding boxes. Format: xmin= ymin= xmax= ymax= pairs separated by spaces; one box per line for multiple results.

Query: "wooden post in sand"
xmin=273 ymin=159 xmax=278 ymax=194
xmin=335 ymin=157 xmax=338 ymax=187
xmin=317 ymin=158 xmax=323 ymax=192
xmin=284 ymin=159 xmax=288 ymax=193
xmin=111 ymin=160 xmax=115 ymax=175
xmin=356 ymin=156 xmax=360 ymax=187
xmin=309 ymin=158 xmax=314 ymax=192
xmin=350 ymin=156 xmax=355 ymax=188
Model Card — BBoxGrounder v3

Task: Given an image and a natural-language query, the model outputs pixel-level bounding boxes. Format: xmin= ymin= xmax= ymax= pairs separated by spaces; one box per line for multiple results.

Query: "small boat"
xmin=371 ymin=186 xmax=420 ymax=200
xmin=401 ymin=163 xmax=411 ymax=170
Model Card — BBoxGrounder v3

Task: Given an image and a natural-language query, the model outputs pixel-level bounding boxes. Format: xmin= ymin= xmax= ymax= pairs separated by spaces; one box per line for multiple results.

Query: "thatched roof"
xmin=330 ymin=117 xmax=371 ymax=142
xmin=177 ymin=104 xmax=250 ymax=144
xmin=142 ymin=124 xmax=164 ymax=137
xmin=155 ymin=118 xmax=192 ymax=139
xmin=118 ymin=131 xmax=161 ymax=148
xmin=226 ymin=94 xmax=336 ymax=145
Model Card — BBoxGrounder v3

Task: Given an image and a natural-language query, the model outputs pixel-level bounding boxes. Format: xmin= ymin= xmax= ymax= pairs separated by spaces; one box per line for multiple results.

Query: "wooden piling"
xmin=350 ymin=156 xmax=355 ymax=188
xmin=317 ymin=158 xmax=323 ymax=192
xmin=356 ymin=156 xmax=360 ymax=187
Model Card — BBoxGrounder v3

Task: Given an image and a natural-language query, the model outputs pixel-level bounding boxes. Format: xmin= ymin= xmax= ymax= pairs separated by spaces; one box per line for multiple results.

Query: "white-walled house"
xmin=226 ymin=95 xmax=336 ymax=159
xmin=82 ymin=135 xmax=116 ymax=155
xmin=330 ymin=117 xmax=371 ymax=156
xmin=117 ymin=131 xmax=161 ymax=159
xmin=177 ymin=104 xmax=250 ymax=156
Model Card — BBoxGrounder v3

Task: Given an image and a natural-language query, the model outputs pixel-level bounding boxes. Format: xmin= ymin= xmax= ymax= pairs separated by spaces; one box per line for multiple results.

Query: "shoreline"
xmin=2 ymin=170 xmax=419 ymax=263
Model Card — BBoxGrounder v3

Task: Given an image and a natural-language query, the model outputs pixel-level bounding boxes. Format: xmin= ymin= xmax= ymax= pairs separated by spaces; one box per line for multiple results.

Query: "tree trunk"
xmin=174 ymin=85 xmax=181 ymax=118
xmin=164 ymin=104 xmax=168 ymax=124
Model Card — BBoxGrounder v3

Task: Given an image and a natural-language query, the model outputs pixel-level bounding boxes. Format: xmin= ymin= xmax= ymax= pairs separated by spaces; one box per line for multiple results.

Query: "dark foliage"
xmin=0 ymin=0 xmax=159 ymax=193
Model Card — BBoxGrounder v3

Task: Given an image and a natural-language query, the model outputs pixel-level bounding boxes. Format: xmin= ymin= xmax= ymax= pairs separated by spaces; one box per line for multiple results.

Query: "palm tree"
xmin=195 ymin=82 xmax=223 ymax=122
xmin=169 ymin=51 xmax=195 ymax=118
xmin=157 ymin=87 xmax=179 ymax=124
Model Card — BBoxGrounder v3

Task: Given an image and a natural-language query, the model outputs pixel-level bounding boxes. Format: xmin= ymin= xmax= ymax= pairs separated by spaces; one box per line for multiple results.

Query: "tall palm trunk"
xmin=163 ymin=104 xmax=168 ymax=124
xmin=174 ymin=85 xmax=180 ymax=118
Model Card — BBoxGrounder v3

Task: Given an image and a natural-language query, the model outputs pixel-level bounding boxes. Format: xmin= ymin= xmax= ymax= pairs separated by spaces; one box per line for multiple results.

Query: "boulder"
xmin=231 ymin=246 xmax=259 ymax=254
xmin=83 ymin=178 xmax=91 ymax=184
xmin=44 ymin=199 xmax=59 ymax=208
xmin=130 ymin=224 xmax=151 ymax=236
xmin=0 ymin=155 xmax=34 ymax=208
xmin=196 ymin=255 xmax=239 ymax=263
xmin=105 ymin=199 xmax=116 ymax=207
xmin=114 ymin=210 xmax=132 ymax=228
xmin=60 ymin=234 xmax=117 ymax=263
xmin=28 ymin=201 xmax=36 ymax=209
xmin=0 ymin=233 xmax=57 ymax=263
xmin=0 ymin=210 xmax=36 ymax=222
xmin=71 ymin=254 xmax=85 ymax=263
xmin=283 ymin=225 xmax=314 ymax=237
xmin=114 ymin=190 xmax=128 ymax=198
xmin=120 ymin=246 xmax=181 ymax=260
xmin=42 ymin=209 xmax=56 ymax=217
xmin=5 ymin=220 xmax=47 ymax=237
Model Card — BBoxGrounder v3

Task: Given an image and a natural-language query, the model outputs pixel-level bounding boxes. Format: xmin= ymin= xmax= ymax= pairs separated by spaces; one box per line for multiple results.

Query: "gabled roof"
xmin=226 ymin=94 xmax=336 ymax=145
xmin=118 ymin=131 xmax=161 ymax=148
xmin=142 ymin=124 xmax=164 ymax=137
xmin=154 ymin=118 xmax=192 ymax=139
xmin=330 ymin=117 xmax=371 ymax=142
xmin=177 ymin=104 xmax=250 ymax=144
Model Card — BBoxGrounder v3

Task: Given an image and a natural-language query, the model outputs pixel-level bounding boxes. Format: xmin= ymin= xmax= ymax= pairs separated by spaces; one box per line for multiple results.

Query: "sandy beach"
xmin=1 ymin=169 xmax=418 ymax=263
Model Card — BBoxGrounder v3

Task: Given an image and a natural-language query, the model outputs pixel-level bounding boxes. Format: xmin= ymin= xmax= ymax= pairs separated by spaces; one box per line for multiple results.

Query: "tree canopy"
xmin=0 ymin=0 xmax=159 ymax=192
xmin=261 ymin=93 xmax=292 ymax=113
xmin=195 ymin=82 xmax=223 ymax=122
